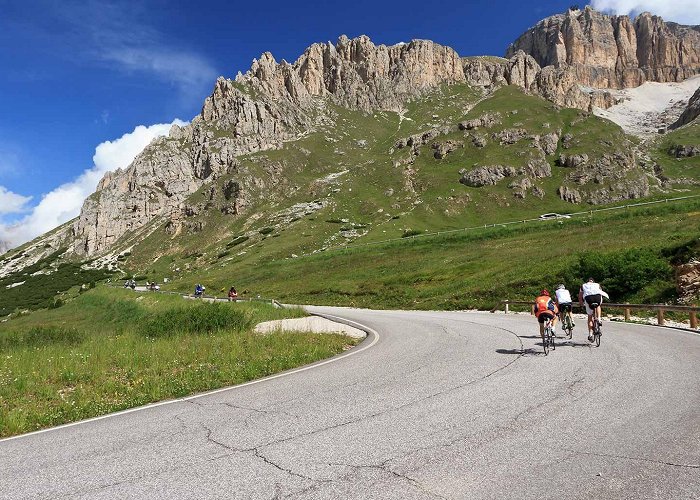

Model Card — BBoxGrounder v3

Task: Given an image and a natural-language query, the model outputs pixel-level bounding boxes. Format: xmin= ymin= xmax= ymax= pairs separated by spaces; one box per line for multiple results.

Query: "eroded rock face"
xmin=73 ymin=36 xmax=466 ymax=256
xmin=460 ymin=166 xmax=518 ymax=187
xmin=670 ymin=86 xmax=700 ymax=129
xmin=669 ymin=144 xmax=700 ymax=158
xmin=676 ymin=260 xmax=700 ymax=303
xmin=507 ymin=7 xmax=700 ymax=89
xmin=463 ymin=51 xmax=616 ymax=111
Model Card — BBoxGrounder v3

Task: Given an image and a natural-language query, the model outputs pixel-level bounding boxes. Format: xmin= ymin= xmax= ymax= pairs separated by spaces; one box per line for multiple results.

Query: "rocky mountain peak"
xmin=507 ymin=7 xmax=700 ymax=89
xmin=71 ymin=35 xmax=467 ymax=257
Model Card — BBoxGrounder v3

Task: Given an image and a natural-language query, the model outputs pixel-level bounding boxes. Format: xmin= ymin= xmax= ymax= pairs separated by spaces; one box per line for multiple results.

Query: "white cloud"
xmin=590 ymin=0 xmax=700 ymax=24
xmin=0 ymin=187 xmax=32 ymax=215
xmin=101 ymin=48 xmax=217 ymax=95
xmin=0 ymin=119 xmax=187 ymax=250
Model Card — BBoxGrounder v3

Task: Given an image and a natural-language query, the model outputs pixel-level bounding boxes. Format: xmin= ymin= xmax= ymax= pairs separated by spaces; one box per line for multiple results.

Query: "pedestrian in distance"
xmin=228 ymin=286 xmax=238 ymax=302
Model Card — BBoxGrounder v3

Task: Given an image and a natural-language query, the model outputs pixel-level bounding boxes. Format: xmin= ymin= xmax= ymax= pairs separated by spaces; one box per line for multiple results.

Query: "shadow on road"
xmin=495 ymin=348 xmax=545 ymax=356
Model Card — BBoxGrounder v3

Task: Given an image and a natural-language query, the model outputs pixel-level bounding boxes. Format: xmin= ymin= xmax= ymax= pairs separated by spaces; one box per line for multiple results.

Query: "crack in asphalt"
xmin=253 ymin=448 xmax=326 ymax=483
xmin=220 ymin=402 xmax=296 ymax=419
xmin=327 ymin=460 xmax=448 ymax=499
xmin=567 ymin=449 xmax=700 ymax=469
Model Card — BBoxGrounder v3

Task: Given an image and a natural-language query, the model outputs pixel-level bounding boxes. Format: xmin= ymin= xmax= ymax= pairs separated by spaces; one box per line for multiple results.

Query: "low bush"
xmin=563 ymin=248 xmax=673 ymax=302
xmin=0 ymin=326 xmax=85 ymax=350
xmin=226 ymin=236 xmax=249 ymax=247
xmin=141 ymin=303 xmax=251 ymax=338
xmin=402 ymin=229 xmax=423 ymax=238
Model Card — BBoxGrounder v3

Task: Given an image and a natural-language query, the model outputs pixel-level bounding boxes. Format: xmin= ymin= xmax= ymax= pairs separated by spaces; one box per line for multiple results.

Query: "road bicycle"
xmin=543 ymin=318 xmax=556 ymax=355
xmin=560 ymin=310 xmax=574 ymax=339
xmin=592 ymin=317 xmax=602 ymax=347
xmin=586 ymin=300 xmax=602 ymax=347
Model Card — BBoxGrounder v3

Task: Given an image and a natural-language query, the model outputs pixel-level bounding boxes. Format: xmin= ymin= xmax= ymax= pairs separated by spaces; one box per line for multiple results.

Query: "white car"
xmin=538 ymin=213 xmax=571 ymax=220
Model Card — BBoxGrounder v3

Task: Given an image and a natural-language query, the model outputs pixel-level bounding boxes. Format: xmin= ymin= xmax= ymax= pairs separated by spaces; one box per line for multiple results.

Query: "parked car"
xmin=538 ymin=213 xmax=571 ymax=220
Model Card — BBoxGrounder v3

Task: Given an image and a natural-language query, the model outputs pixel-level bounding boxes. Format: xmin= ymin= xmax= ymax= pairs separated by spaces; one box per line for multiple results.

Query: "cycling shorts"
xmin=538 ymin=312 xmax=555 ymax=324
xmin=559 ymin=303 xmax=572 ymax=313
xmin=584 ymin=294 xmax=602 ymax=315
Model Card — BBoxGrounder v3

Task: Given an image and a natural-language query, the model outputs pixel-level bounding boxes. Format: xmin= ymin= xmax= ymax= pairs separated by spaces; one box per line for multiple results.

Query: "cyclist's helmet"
xmin=541 ymin=289 xmax=550 ymax=296
xmin=556 ymin=284 xmax=565 ymax=290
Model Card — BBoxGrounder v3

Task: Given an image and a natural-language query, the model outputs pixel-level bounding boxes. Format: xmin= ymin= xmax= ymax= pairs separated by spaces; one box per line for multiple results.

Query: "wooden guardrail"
xmin=491 ymin=300 xmax=699 ymax=329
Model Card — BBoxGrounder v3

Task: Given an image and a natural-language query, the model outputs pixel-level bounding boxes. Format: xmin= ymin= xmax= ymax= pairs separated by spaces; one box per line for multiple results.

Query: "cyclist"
xmin=578 ymin=278 xmax=609 ymax=342
xmin=554 ymin=284 xmax=575 ymax=331
xmin=534 ymin=289 xmax=558 ymax=343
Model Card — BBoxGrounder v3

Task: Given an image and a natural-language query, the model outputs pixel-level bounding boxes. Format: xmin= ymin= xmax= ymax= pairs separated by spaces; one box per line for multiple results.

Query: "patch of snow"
xmin=6 ymin=281 xmax=25 ymax=288
xmin=593 ymin=76 xmax=700 ymax=137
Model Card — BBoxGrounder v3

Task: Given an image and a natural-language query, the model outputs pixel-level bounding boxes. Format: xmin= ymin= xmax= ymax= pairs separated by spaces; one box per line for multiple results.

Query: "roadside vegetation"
xmin=171 ymin=199 xmax=699 ymax=310
xmin=0 ymin=250 xmax=111 ymax=317
xmin=0 ymin=288 xmax=358 ymax=437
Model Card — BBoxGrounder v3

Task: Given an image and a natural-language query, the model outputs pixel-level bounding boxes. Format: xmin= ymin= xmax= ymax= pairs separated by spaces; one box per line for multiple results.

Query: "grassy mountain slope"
xmin=117 ymin=85 xmax=697 ymax=291
xmin=1 ymin=84 xmax=698 ymax=318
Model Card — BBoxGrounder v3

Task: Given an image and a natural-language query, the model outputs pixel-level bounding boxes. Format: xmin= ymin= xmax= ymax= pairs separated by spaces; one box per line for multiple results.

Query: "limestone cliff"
xmin=462 ymin=52 xmax=615 ymax=110
xmin=507 ymin=6 xmax=700 ymax=89
xmin=671 ymin=86 xmax=700 ymax=129
xmin=72 ymin=36 xmax=465 ymax=256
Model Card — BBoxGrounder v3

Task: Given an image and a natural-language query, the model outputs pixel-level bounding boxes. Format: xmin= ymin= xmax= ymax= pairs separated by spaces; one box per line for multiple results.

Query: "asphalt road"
xmin=1 ymin=308 xmax=698 ymax=499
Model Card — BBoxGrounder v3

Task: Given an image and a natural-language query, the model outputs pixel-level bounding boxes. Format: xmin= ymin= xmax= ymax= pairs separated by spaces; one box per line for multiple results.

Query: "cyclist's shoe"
xmin=588 ymin=334 xmax=593 ymax=342
xmin=572 ymin=322 xmax=576 ymax=327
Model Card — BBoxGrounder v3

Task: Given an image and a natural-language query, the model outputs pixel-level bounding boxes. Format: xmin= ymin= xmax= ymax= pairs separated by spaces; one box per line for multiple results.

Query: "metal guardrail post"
xmin=504 ymin=301 xmax=509 ymax=314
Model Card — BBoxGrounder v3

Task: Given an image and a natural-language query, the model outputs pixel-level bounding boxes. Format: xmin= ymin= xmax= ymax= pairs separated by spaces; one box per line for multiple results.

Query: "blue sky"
xmin=0 ymin=0 xmax=697 ymax=247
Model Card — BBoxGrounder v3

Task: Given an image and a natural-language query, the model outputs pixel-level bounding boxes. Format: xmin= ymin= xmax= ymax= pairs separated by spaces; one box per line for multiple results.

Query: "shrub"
xmin=0 ymin=326 xmax=85 ymax=350
xmin=565 ymin=248 xmax=672 ymax=302
xmin=259 ymin=227 xmax=274 ymax=235
xmin=402 ymin=229 xmax=423 ymax=238
xmin=226 ymin=236 xmax=249 ymax=247
xmin=140 ymin=303 xmax=251 ymax=338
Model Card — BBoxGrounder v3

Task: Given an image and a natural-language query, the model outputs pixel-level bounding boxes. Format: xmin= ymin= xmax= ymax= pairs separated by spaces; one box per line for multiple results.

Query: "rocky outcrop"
xmin=676 ymin=260 xmax=700 ymax=303
xmin=459 ymin=158 xmax=551 ymax=188
xmin=73 ymin=36 xmax=466 ymax=256
xmin=670 ymin=86 xmax=700 ymax=129
xmin=463 ymin=51 xmax=616 ymax=110
xmin=669 ymin=144 xmax=700 ymax=158
xmin=556 ymin=149 xmax=649 ymax=205
xmin=432 ymin=140 xmax=463 ymax=159
xmin=507 ymin=7 xmax=700 ymax=89
xmin=558 ymin=153 xmax=589 ymax=168
xmin=460 ymin=166 xmax=518 ymax=187
xmin=458 ymin=112 xmax=501 ymax=130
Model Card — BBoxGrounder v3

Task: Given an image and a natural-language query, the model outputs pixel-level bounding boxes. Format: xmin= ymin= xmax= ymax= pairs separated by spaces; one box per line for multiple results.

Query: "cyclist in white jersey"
xmin=578 ymin=278 xmax=609 ymax=342
xmin=554 ymin=284 xmax=575 ymax=330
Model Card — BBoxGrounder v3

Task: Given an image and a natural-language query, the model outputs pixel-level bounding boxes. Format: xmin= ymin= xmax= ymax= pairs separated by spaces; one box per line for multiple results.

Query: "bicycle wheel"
xmin=565 ymin=316 xmax=573 ymax=339
xmin=595 ymin=326 xmax=601 ymax=347
xmin=543 ymin=330 xmax=549 ymax=355
xmin=550 ymin=326 xmax=556 ymax=350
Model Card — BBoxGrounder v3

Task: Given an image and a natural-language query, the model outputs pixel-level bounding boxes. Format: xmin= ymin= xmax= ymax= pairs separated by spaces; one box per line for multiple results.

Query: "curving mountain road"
xmin=1 ymin=308 xmax=698 ymax=499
